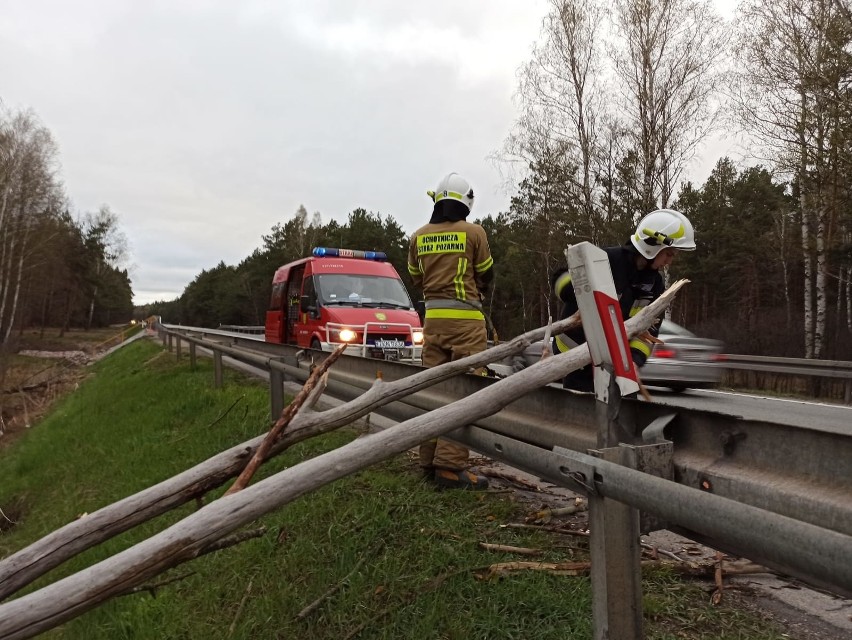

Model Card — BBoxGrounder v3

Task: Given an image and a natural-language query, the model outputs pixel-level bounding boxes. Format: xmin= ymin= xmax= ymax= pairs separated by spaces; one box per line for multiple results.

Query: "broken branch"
xmin=224 ymin=344 xmax=347 ymax=495
xmin=479 ymin=543 xmax=543 ymax=556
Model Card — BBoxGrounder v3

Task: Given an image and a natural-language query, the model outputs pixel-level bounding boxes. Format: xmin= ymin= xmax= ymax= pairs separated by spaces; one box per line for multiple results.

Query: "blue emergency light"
xmin=312 ymin=247 xmax=388 ymax=261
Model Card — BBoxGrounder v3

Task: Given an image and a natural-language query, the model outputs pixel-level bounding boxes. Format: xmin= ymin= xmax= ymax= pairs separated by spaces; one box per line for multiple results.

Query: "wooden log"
xmin=0 ymin=284 xmax=685 ymax=638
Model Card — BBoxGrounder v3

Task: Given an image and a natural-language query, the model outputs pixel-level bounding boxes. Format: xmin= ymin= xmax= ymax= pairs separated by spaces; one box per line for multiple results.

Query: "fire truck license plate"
xmin=374 ymin=339 xmax=405 ymax=348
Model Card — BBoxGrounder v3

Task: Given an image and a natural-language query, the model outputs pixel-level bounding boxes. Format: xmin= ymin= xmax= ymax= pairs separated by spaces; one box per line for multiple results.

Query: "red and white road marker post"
xmin=567 ymin=242 xmax=643 ymax=640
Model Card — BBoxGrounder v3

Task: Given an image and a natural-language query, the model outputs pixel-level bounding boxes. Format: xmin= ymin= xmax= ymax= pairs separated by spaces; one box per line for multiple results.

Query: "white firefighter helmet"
xmin=631 ymin=209 xmax=696 ymax=259
xmin=426 ymin=172 xmax=475 ymax=212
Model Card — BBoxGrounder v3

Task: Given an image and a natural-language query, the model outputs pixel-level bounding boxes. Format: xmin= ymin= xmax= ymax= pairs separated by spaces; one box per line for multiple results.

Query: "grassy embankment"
xmin=0 ymin=338 xmax=788 ymax=639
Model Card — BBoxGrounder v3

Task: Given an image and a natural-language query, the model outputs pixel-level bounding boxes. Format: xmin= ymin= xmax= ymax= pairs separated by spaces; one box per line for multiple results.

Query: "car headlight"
xmin=412 ymin=330 xmax=424 ymax=344
xmin=338 ymin=328 xmax=357 ymax=342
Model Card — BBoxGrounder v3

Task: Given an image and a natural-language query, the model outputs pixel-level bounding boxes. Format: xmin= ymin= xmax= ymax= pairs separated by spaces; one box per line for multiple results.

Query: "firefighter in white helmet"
xmin=407 ymin=172 xmax=494 ymax=490
xmin=551 ymin=209 xmax=696 ymax=391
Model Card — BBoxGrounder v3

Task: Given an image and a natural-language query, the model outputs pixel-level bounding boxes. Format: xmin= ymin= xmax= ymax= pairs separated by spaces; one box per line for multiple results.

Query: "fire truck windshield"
xmin=317 ymin=275 xmax=413 ymax=309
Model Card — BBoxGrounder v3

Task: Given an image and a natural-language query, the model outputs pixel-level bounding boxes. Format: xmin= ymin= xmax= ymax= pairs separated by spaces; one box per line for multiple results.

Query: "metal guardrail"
xmin=722 ymin=353 xmax=852 ymax=403
xmin=159 ymin=325 xmax=852 ymax=598
xmin=217 ymin=324 xmax=264 ymax=334
xmin=723 ymin=353 xmax=852 ymax=379
xmin=208 ymin=326 xmax=852 ymax=374
xmin=217 ymin=326 xmax=852 ymax=401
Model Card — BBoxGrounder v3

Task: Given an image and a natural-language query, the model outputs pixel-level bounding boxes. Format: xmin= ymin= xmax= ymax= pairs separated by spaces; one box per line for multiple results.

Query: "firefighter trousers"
xmin=419 ymin=317 xmax=487 ymax=471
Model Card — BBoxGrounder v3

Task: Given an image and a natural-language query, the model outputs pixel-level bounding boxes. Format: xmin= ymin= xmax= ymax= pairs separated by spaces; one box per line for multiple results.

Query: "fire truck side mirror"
xmin=415 ymin=300 xmax=425 ymax=323
xmin=300 ymin=295 xmax=315 ymax=315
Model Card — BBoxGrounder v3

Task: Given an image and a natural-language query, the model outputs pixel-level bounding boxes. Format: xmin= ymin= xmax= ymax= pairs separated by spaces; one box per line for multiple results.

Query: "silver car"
xmin=496 ymin=319 xmax=726 ymax=393
xmin=641 ymin=319 xmax=726 ymax=392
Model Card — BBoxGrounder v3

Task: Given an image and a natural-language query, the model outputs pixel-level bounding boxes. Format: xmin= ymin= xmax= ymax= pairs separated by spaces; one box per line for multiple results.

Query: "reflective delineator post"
xmin=567 ymin=242 xmax=643 ymax=640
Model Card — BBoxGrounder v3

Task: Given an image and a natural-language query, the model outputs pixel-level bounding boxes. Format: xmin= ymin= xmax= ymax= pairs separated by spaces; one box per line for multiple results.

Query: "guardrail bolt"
xmin=719 ymin=430 xmax=747 ymax=456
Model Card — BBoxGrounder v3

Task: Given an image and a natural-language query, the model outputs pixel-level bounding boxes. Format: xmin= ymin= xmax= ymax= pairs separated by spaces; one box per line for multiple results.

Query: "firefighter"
xmin=407 ymin=172 xmax=494 ymax=490
xmin=552 ymin=209 xmax=696 ymax=391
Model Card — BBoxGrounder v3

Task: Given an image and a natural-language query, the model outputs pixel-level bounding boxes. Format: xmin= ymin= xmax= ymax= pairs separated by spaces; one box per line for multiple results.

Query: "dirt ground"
xmin=0 ymin=327 xmax=127 ymax=449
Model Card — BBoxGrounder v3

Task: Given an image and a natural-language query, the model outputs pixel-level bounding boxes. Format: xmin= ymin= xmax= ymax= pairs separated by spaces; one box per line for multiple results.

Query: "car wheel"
xmin=669 ymin=385 xmax=687 ymax=393
xmin=310 ymin=338 xmax=322 ymax=351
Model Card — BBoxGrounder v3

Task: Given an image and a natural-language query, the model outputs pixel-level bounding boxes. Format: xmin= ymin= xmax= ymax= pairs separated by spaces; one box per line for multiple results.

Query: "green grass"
xmin=0 ymin=339 xmax=790 ymax=640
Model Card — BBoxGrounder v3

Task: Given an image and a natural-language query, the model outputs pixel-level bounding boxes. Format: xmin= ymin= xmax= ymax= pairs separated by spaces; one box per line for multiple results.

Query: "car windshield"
xmin=658 ymin=319 xmax=697 ymax=337
xmin=317 ymin=274 xmax=413 ymax=308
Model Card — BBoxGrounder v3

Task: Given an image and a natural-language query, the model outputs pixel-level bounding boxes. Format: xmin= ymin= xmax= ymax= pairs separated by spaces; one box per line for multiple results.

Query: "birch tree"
xmin=515 ymin=0 xmax=610 ymax=241
xmin=733 ymin=0 xmax=852 ymax=358
xmin=611 ymin=0 xmax=727 ymax=211
xmin=502 ymin=0 xmax=726 ymax=255
xmin=0 ymin=108 xmax=62 ymax=346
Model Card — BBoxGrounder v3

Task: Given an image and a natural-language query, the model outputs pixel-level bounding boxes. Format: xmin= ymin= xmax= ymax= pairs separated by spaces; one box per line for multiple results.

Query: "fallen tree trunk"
xmin=0 ymin=284 xmax=684 ymax=638
xmin=0 ymin=311 xmax=584 ymax=602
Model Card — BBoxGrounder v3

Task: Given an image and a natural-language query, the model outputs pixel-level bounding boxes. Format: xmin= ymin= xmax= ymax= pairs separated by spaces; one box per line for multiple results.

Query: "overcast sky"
xmin=2 ymin=0 xmax=739 ymax=305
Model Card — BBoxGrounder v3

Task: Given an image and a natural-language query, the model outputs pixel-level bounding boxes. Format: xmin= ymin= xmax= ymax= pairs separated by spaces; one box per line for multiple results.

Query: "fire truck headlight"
xmin=412 ymin=330 xmax=424 ymax=344
xmin=338 ymin=329 xmax=357 ymax=342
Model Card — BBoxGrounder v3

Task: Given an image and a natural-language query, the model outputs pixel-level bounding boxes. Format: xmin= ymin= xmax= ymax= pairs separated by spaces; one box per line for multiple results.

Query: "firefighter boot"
xmin=419 ymin=440 xmax=437 ymax=477
xmin=433 ymin=468 xmax=490 ymax=491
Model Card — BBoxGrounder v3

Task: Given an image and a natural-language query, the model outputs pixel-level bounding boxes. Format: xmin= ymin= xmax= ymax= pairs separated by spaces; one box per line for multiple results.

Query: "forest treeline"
xmin=135 ymin=153 xmax=848 ymax=359
xmin=0 ymin=106 xmax=133 ymax=349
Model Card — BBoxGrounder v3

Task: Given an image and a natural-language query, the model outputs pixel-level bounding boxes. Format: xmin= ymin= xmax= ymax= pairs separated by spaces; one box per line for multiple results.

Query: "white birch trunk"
xmin=814 ymin=208 xmax=827 ymax=358
xmin=0 ymin=221 xmax=18 ymax=344
xmin=2 ymin=247 xmax=26 ymax=344
xmin=774 ymin=210 xmax=793 ymax=331
xmin=846 ymin=264 xmax=851 ymax=334
xmin=800 ymin=195 xmax=814 ymax=359
xmin=87 ymin=283 xmax=98 ymax=329
xmin=0 ymin=189 xmax=12 ymax=326
xmin=1 ymin=201 xmax=33 ymax=345
xmin=0 ymin=186 xmax=9 ymax=240
xmin=834 ymin=262 xmax=843 ymax=339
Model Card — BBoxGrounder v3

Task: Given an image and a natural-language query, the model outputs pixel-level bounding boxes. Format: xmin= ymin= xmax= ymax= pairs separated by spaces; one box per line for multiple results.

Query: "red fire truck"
xmin=264 ymin=247 xmax=423 ymax=362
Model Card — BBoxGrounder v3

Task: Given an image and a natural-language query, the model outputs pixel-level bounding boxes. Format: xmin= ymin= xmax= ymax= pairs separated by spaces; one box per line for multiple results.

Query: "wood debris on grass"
xmin=474 ymin=560 xmax=597 ymax=580
xmin=473 ymin=556 xmax=771 ymax=584
xmin=524 ymin=499 xmax=587 ymax=524
xmin=479 ymin=542 xmax=544 ymax=556
xmin=477 ymin=467 xmax=544 ymax=492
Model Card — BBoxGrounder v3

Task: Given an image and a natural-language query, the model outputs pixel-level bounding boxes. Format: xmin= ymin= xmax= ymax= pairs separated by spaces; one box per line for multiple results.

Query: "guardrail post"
xmin=269 ymin=369 xmax=284 ymax=420
xmin=167 ymin=334 xmax=173 ymax=353
xmin=213 ymin=352 xmax=223 ymax=388
xmin=189 ymin=342 xmax=197 ymax=370
xmin=175 ymin=336 xmax=182 ymax=361
xmin=589 ymin=442 xmax=643 ymax=638
xmin=567 ymin=242 xmax=643 ymax=640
